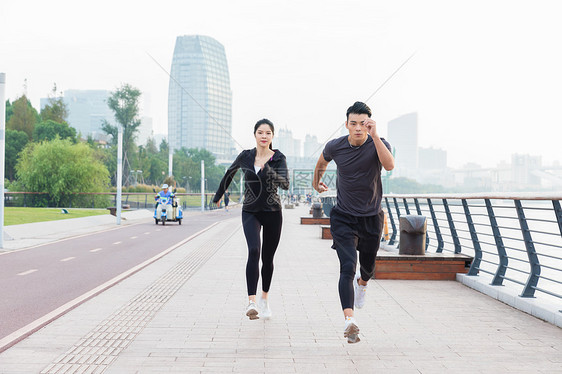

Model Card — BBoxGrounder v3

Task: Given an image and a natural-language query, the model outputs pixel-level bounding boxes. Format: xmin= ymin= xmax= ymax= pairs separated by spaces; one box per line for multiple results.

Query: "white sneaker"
xmin=354 ymin=274 xmax=367 ymax=309
xmin=344 ymin=316 xmax=360 ymax=344
xmin=258 ymin=298 xmax=272 ymax=319
xmin=246 ymin=301 xmax=259 ymax=320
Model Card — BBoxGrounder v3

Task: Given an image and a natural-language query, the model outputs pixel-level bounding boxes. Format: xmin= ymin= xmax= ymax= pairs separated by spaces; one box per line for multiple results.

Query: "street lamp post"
xmin=0 ymin=73 xmax=6 ymax=248
xmin=200 ymin=160 xmax=205 ymax=212
xmin=116 ymin=125 xmax=123 ymax=225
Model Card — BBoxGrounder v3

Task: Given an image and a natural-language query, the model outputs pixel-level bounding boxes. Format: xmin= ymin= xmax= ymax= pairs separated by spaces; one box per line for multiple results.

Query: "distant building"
xmin=387 ymin=113 xmax=418 ymax=177
xmin=276 ymin=128 xmax=301 ymax=158
xmin=168 ymin=35 xmax=233 ymax=162
xmin=511 ymin=153 xmax=542 ymax=189
xmin=303 ymin=134 xmax=322 ymax=159
xmin=40 ymin=89 xmax=116 ymax=140
xmin=137 ymin=116 xmax=154 ymax=147
xmin=419 ymin=146 xmax=447 ymax=170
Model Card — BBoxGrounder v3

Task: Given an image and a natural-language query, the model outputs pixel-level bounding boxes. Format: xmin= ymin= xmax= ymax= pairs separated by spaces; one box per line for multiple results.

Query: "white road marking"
xmin=60 ymin=257 xmax=76 ymax=262
xmin=130 ymin=236 xmax=138 ymax=239
xmin=90 ymin=248 xmax=103 ymax=253
xmin=113 ymin=241 xmax=122 ymax=245
xmin=18 ymin=269 xmax=38 ymax=276
xmin=144 ymin=232 xmax=150 ymax=235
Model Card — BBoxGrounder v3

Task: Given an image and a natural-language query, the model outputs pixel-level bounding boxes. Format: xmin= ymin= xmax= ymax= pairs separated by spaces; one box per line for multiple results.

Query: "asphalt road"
xmin=0 ymin=209 xmax=238 ymax=342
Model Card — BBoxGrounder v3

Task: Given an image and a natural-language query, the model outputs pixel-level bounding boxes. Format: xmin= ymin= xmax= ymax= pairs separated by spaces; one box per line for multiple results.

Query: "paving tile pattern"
xmin=39 ymin=221 xmax=241 ymax=374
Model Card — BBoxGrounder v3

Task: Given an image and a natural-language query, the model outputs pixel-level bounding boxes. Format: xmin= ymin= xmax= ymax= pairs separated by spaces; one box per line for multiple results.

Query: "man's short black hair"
xmin=346 ymin=101 xmax=372 ymax=120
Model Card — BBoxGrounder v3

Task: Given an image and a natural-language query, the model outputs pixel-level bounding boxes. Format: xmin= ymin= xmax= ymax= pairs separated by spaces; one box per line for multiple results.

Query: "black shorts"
xmin=329 ymin=205 xmax=384 ymax=254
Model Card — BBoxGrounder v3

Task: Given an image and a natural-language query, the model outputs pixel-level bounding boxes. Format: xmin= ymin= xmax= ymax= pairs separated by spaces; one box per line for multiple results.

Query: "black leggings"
xmin=330 ymin=206 xmax=384 ymax=310
xmin=241 ymin=210 xmax=283 ymax=296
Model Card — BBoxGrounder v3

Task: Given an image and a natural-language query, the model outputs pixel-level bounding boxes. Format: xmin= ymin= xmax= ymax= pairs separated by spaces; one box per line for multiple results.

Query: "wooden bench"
xmin=374 ymin=249 xmax=472 ymax=280
xmin=301 ymin=216 xmax=330 ymax=225
xmin=321 ymin=225 xmax=332 ymax=239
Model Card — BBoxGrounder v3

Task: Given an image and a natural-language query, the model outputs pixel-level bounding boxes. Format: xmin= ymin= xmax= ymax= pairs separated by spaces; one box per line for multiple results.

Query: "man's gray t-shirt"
xmin=323 ymin=135 xmax=391 ymax=217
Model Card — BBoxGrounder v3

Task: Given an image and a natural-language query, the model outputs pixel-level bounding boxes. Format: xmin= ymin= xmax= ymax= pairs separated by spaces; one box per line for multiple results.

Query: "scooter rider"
xmin=155 ymin=184 xmax=174 ymax=219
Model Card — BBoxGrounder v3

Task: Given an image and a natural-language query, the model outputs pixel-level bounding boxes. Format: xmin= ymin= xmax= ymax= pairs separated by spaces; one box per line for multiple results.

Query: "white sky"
xmin=1 ymin=0 xmax=561 ymax=169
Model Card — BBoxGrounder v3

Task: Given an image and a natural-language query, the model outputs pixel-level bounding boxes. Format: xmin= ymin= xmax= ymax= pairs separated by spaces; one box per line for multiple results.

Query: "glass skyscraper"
xmin=168 ymin=35 xmax=233 ymax=161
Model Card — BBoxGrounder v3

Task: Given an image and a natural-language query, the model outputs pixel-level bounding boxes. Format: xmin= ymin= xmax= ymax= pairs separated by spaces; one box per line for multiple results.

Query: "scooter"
xmin=154 ymin=192 xmax=183 ymax=225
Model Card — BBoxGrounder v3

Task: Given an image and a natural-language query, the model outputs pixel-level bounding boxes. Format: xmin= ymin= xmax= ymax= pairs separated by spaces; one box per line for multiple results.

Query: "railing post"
xmin=427 ymin=198 xmax=444 ymax=253
xmin=443 ymin=199 xmax=461 ymax=254
xmin=514 ymin=200 xmax=540 ymax=298
xmin=414 ymin=198 xmax=422 ymax=215
xmin=462 ymin=199 xmax=481 ymax=276
xmin=385 ymin=197 xmax=397 ymax=245
xmin=403 ymin=198 xmax=410 ymax=215
xmin=393 ymin=197 xmax=401 ymax=219
xmin=553 ymin=200 xmax=562 ymax=238
xmin=485 ymin=199 xmax=508 ymax=286
xmin=393 ymin=198 xmax=401 ymax=249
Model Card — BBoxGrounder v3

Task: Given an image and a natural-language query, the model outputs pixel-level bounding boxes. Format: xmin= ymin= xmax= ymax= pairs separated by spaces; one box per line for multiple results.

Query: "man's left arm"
xmin=365 ymin=118 xmax=394 ymax=171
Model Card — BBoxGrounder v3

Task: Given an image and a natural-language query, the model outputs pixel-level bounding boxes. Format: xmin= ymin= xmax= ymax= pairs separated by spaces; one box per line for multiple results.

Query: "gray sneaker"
xmin=246 ymin=301 xmax=259 ymax=320
xmin=344 ymin=317 xmax=360 ymax=344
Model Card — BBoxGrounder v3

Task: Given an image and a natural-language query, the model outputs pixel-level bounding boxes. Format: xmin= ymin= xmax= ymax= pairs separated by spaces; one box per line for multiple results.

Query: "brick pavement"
xmin=0 ymin=205 xmax=561 ymax=373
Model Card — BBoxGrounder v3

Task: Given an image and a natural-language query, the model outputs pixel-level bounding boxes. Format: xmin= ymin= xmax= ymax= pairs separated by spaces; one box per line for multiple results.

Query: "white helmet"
xmin=162 ymin=184 xmax=169 ymax=189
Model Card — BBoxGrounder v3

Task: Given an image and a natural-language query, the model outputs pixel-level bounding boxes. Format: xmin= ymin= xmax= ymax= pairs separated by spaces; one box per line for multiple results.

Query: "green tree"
xmin=16 ymin=137 xmax=110 ymax=205
xmin=40 ymin=84 xmax=68 ymax=124
xmin=101 ymin=84 xmax=142 ymax=186
xmin=5 ymin=99 xmax=13 ymax=124
xmin=33 ymin=120 xmax=77 ymax=143
xmin=172 ymin=147 xmax=198 ymax=190
xmin=7 ymin=95 xmax=40 ymax=140
xmin=5 ymin=129 xmax=29 ymax=180
xmin=158 ymin=138 xmax=169 ymax=155
xmin=136 ymin=137 xmax=161 ymax=185
xmin=175 ymin=148 xmax=226 ymax=192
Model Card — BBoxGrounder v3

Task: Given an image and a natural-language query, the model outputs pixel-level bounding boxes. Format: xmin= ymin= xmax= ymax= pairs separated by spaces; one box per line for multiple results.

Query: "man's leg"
xmin=355 ymin=211 xmax=385 ymax=308
xmin=330 ymin=208 xmax=361 ymax=343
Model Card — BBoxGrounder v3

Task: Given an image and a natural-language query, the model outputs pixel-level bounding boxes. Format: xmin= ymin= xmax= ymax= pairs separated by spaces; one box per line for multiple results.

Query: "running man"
xmin=313 ymin=101 xmax=394 ymax=343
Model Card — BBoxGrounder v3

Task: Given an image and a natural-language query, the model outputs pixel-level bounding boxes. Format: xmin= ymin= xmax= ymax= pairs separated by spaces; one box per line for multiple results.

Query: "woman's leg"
xmin=241 ymin=211 xmax=262 ymax=297
xmin=260 ymin=211 xmax=283 ymax=295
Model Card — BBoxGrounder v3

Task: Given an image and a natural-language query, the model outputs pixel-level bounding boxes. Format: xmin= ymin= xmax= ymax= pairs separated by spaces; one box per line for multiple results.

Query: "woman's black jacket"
xmin=212 ymin=148 xmax=290 ymax=212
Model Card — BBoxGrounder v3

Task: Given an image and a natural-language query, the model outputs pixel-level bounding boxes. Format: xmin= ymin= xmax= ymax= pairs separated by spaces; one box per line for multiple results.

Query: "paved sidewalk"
xmin=0 ymin=205 xmax=561 ymax=373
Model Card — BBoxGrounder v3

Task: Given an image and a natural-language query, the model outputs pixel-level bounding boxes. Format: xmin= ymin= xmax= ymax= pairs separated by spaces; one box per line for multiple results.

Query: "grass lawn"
xmin=4 ymin=207 xmax=109 ymax=226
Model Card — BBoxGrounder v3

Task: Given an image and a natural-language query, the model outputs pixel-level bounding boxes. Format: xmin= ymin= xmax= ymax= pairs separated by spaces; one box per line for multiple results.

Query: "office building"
xmin=40 ymin=89 xmax=115 ymax=140
xmin=387 ymin=112 xmax=418 ymax=177
xmin=419 ymin=146 xmax=447 ymax=170
xmin=168 ymin=35 xmax=233 ymax=162
xmin=303 ymin=134 xmax=322 ymax=159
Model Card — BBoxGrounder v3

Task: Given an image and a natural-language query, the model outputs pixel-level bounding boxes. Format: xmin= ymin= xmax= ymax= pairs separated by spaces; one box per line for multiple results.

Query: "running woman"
xmin=313 ymin=102 xmax=394 ymax=343
xmin=213 ymin=118 xmax=290 ymax=320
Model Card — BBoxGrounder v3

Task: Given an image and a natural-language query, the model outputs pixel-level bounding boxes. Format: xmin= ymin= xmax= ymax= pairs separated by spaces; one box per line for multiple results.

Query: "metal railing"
xmin=383 ymin=193 xmax=562 ymax=306
xmin=3 ymin=192 xmax=230 ymax=211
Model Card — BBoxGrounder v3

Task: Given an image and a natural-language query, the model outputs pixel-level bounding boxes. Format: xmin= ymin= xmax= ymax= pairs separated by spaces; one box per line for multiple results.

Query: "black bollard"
xmin=312 ymin=202 xmax=323 ymax=218
xmin=399 ymin=215 xmax=427 ymax=255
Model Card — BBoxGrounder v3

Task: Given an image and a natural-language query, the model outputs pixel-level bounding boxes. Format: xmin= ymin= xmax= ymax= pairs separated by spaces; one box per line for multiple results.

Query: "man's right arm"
xmin=312 ymin=153 xmax=330 ymax=193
